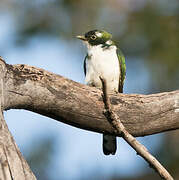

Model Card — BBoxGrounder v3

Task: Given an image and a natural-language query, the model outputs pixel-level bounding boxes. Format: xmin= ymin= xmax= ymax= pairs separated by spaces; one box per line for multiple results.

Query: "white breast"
xmin=85 ymin=44 xmax=120 ymax=93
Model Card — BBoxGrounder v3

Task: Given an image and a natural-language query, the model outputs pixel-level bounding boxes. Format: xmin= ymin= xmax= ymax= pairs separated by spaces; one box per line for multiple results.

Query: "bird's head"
xmin=77 ymin=30 xmax=113 ymax=46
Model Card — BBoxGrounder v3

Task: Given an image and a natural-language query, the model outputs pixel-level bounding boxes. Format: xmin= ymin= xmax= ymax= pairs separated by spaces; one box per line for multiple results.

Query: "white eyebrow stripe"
xmin=95 ymin=32 xmax=102 ymax=37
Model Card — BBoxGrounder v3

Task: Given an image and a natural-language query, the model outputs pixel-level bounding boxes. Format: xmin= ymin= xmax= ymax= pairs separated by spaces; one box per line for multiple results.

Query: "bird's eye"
xmin=91 ymin=35 xmax=97 ymax=40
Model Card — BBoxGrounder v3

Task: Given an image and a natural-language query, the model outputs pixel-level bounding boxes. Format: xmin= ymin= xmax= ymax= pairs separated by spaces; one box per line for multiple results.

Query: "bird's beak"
xmin=76 ymin=35 xmax=86 ymax=41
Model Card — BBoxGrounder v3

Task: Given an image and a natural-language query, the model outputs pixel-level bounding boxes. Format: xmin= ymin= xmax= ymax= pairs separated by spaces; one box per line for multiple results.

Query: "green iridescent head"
xmin=77 ymin=30 xmax=112 ymax=46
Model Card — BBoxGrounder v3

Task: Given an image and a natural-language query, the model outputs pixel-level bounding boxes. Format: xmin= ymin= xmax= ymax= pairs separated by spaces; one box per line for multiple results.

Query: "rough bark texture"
xmin=0 ymin=57 xmax=179 ymax=179
xmin=0 ymin=113 xmax=36 ymax=180
xmin=0 ymin=58 xmax=36 ymax=180
xmin=2 ymin=58 xmax=179 ymax=137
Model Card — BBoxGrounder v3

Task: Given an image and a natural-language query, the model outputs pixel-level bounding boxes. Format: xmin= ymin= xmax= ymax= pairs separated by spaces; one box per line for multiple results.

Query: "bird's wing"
xmin=83 ymin=55 xmax=87 ymax=76
xmin=117 ymin=48 xmax=126 ymax=93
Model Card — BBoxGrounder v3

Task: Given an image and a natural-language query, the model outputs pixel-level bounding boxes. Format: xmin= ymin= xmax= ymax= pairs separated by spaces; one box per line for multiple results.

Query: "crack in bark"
xmin=8 ymin=90 xmax=32 ymax=99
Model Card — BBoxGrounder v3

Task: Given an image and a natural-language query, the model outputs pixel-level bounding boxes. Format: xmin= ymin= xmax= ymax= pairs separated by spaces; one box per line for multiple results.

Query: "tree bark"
xmin=0 ymin=57 xmax=179 ymax=179
xmin=0 ymin=111 xmax=36 ymax=180
xmin=2 ymin=58 xmax=179 ymax=137
xmin=0 ymin=58 xmax=36 ymax=179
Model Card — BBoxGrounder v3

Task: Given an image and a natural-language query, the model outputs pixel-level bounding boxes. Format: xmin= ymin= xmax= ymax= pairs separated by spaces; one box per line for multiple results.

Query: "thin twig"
xmin=100 ymin=77 xmax=173 ymax=180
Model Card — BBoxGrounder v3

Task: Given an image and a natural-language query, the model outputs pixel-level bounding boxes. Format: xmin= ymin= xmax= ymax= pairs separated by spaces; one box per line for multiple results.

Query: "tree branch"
xmin=100 ymin=77 xmax=173 ymax=180
xmin=0 ymin=57 xmax=36 ymax=179
xmin=1 ymin=58 xmax=179 ymax=137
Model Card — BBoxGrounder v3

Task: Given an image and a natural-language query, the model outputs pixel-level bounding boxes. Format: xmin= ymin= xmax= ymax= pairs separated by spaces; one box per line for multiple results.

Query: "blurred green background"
xmin=1 ymin=0 xmax=179 ymax=179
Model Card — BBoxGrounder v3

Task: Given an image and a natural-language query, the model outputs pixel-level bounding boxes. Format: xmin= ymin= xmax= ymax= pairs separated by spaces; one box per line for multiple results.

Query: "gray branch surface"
xmin=0 ymin=111 xmax=36 ymax=180
xmin=0 ymin=57 xmax=179 ymax=179
xmin=2 ymin=58 xmax=179 ymax=137
xmin=0 ymin=58 xmax=36 ymax=180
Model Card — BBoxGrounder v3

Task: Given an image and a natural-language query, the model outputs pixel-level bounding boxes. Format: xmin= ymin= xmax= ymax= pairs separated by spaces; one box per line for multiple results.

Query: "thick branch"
xmin=0 ymin=57 xmax=36 ymax=180
xmin=2 ymin=59 xmax=179 ymax=137
xmin=0 ymin=111 xmax=36 ymax=180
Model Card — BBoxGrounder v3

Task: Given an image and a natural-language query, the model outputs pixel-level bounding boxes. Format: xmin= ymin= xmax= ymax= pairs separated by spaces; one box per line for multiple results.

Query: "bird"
xmin=77 ymin=30 xmax=126 ymax=155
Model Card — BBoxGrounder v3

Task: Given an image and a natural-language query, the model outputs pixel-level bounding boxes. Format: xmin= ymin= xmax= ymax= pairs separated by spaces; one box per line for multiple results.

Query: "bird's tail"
xmin=103 ymin=134 xmax=117 ymax=155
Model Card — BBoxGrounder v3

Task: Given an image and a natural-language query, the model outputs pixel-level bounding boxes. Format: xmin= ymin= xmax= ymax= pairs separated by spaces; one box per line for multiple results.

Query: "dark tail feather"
xmin=103 ymin=134 xmax=117 ymax=155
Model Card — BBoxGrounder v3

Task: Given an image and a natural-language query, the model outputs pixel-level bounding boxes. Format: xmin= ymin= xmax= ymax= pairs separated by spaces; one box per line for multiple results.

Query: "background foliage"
xmin=1 ymin=0 xmax=179 ymax=179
